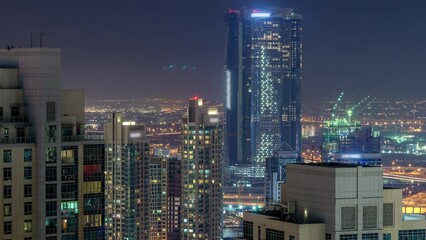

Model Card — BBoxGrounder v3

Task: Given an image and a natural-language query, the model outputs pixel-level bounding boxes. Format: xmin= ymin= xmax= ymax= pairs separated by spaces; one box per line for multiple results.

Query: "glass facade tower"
xmin=224 ymin=8 xmax=302 ymax=174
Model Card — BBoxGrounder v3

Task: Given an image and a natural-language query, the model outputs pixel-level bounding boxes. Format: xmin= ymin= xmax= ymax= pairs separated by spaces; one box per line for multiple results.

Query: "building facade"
xmin=265 ymin=150 xmax=298 ymax=203
xmin=0 ymin=48 xmax=104 ymax=240
xmin=224 ymin=8 xmax=302 ymax=170
xmin=331 ymin=127 xmax=381 ymax=166
xmin=149 ymin=156 xmax=168 ymax=240
xmin=166 ymin=157 xmax=181 ymax=240
xmin=104 ymin=114 xmax=150 ymax=240
xmin=180 ymin=97 xmax=223 ymax=239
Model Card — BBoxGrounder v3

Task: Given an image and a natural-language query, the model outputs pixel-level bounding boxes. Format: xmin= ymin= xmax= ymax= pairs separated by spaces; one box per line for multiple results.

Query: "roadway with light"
xmin=383 ymin=166 xmax=426 ymax=183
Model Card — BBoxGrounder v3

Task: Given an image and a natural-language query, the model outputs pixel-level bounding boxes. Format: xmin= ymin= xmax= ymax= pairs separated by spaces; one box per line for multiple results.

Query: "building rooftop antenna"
xmin=40 ymin=32 xmax=53 ymax=48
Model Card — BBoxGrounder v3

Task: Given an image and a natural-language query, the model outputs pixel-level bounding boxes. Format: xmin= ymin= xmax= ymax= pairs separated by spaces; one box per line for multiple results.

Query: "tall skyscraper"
xmin=104 ymin=114 xmax=150 ymax=240
xmin=0 ymin=48 xmax=105 ymax=240
xmin=180 ymin=97 xmax=223 ymax=239
xmin=224 ymin=8 xmax=302 ymax=173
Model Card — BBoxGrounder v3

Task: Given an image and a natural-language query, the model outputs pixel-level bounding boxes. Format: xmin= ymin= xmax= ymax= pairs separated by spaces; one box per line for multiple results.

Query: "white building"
xmin=0 ymin=48 xmax=105 ymax=240
xmin=243 ymin=163 xmax=426 ymax=240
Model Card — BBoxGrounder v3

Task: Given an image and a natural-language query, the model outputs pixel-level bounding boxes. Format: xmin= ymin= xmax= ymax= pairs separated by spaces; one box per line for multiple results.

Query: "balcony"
xmin=0 ymin=116 xmax=28 ymax=123
xmin=0 ymin=137 xmax=35 ymax=144
xmin=61 ymin=134 xmax=104 ymax=142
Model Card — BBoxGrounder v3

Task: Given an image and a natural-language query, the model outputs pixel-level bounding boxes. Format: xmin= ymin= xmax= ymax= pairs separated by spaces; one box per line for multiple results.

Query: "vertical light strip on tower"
xmin=226 ymin=69 xmax=231 ymax=110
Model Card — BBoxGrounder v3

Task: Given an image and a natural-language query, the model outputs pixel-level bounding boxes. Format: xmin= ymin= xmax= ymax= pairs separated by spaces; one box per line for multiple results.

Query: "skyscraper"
xmin=224 ymin=8 xmax=302 ymax=174
xmin=180 ymin=97 xmax=223 ymax=239
xmin=0 ymin=48 xmax=105 ymax=240
xmin=104 ymin=114 xmax=150 ymax=240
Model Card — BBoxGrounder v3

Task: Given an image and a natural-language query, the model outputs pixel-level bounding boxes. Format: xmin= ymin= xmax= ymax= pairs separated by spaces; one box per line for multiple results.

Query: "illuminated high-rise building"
xmin=148 ymin=155 xmax=182 ymax=240
xmin=224 ymin=8 xmax=302 ymax=173
xmin=0 ymin=48 xmax=105 ymax=240
xmin=149 ymin=156 xmax=168 ymax=240
xmin=104 ymin=113 xmax=150 ymax=240
xmin=180 ymin=97 xmax=223 ymax=239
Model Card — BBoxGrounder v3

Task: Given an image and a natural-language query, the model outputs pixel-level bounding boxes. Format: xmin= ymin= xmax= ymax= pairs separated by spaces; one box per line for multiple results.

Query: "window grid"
xmin=46 ymin=201 xmax=57 ymax=217
xmin=24 ymin=184 xmax=32 ymax=197
xmin=4 ymin=186 xmax=12 ymax=198
xmin=24 ymin=202 xmax=32 ymax=215
xmin=383 ymin=233 xmax=391 ymax=240
xmin=398 ymin=229 xmax=425 ymax=239
xmin=24 ymin=167 xmax=32 ymax=180
xmin=243 ymin=221 xmax=254 ymax=240
xmin=362 ymin=233 xmax=378 ymax=240
xmin=4 ymin=204 xmax=11 ymax=216
xmin=24 ymin=149 xmax=32 ymax=162
xmin=340 ymin=234 xmax=357 ymax=240
xmin=3 ymin=168 xmax=12 ymax=181
xmin=266 ymin=228 xmax=284 ymax=240
xmin=4 ymin=221 xmax=12 ymax=235
xmin=3 ymin=149 xmax=12 ymax=163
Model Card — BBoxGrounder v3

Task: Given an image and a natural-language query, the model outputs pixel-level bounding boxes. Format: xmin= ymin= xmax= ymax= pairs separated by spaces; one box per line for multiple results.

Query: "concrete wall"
xmin=0 ymin=68 xmax=18 ymax=89
xmin=286 ymin=164 xmax=385 ymax=239
xmin=61 ymin=89 xmax=85 ymax=125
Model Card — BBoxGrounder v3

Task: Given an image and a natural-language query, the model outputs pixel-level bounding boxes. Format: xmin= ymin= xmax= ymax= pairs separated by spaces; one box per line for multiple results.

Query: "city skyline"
xmin=2 ymin=0 xmax=426 ymax=100
xmin=0 ymin=1 xmax=426 ymax=240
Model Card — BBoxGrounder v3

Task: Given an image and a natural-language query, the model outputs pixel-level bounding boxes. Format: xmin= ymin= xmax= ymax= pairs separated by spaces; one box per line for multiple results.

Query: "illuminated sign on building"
xmin=251 ymin=12 xmax=271 ymax=18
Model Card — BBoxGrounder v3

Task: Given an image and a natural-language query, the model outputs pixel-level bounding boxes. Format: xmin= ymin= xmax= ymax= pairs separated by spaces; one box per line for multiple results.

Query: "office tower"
xmin=332 ymin=127 xmax=381 ymax=166
xmin=322 ymin=112 xmax=359 ymax=161
xmin=104 ymin=114 xmax=150 ymax=240
xmin=181 ymin=97 xmax=223 ymax=239
xmin=224 ymin=8 xmax=302 ymax=173
xmin=0 ymin=48 xmax=104 ymax=240
xmin=243 ymin=163 xmax=426 ymax=240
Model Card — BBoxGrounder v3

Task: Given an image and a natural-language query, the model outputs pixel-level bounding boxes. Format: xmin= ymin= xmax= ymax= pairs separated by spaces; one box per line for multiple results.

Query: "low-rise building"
xmin=243 ymin=163 xmax=426 ymax=240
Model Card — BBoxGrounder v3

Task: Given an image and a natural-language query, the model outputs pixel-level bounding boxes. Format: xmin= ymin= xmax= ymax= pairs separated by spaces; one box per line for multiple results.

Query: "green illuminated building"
xmin=322 ymin=94 xmax=381 ymax=165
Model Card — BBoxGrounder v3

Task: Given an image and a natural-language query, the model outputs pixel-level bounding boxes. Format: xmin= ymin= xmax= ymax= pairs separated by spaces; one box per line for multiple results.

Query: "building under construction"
xmin=322 ymin=93 xmax=381 ymax=166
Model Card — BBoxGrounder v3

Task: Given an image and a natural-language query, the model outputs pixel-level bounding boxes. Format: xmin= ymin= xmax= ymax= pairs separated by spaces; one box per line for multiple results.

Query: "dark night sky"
xmin=1 ymin=0 xmax=426 ymax=101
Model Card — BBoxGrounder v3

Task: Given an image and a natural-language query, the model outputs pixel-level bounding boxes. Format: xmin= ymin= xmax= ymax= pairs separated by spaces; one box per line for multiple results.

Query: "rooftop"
xmin=247 ymin=210 xmax=323 ymax=225
xmin=294 ymin=162 xmax=379 ymax=168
